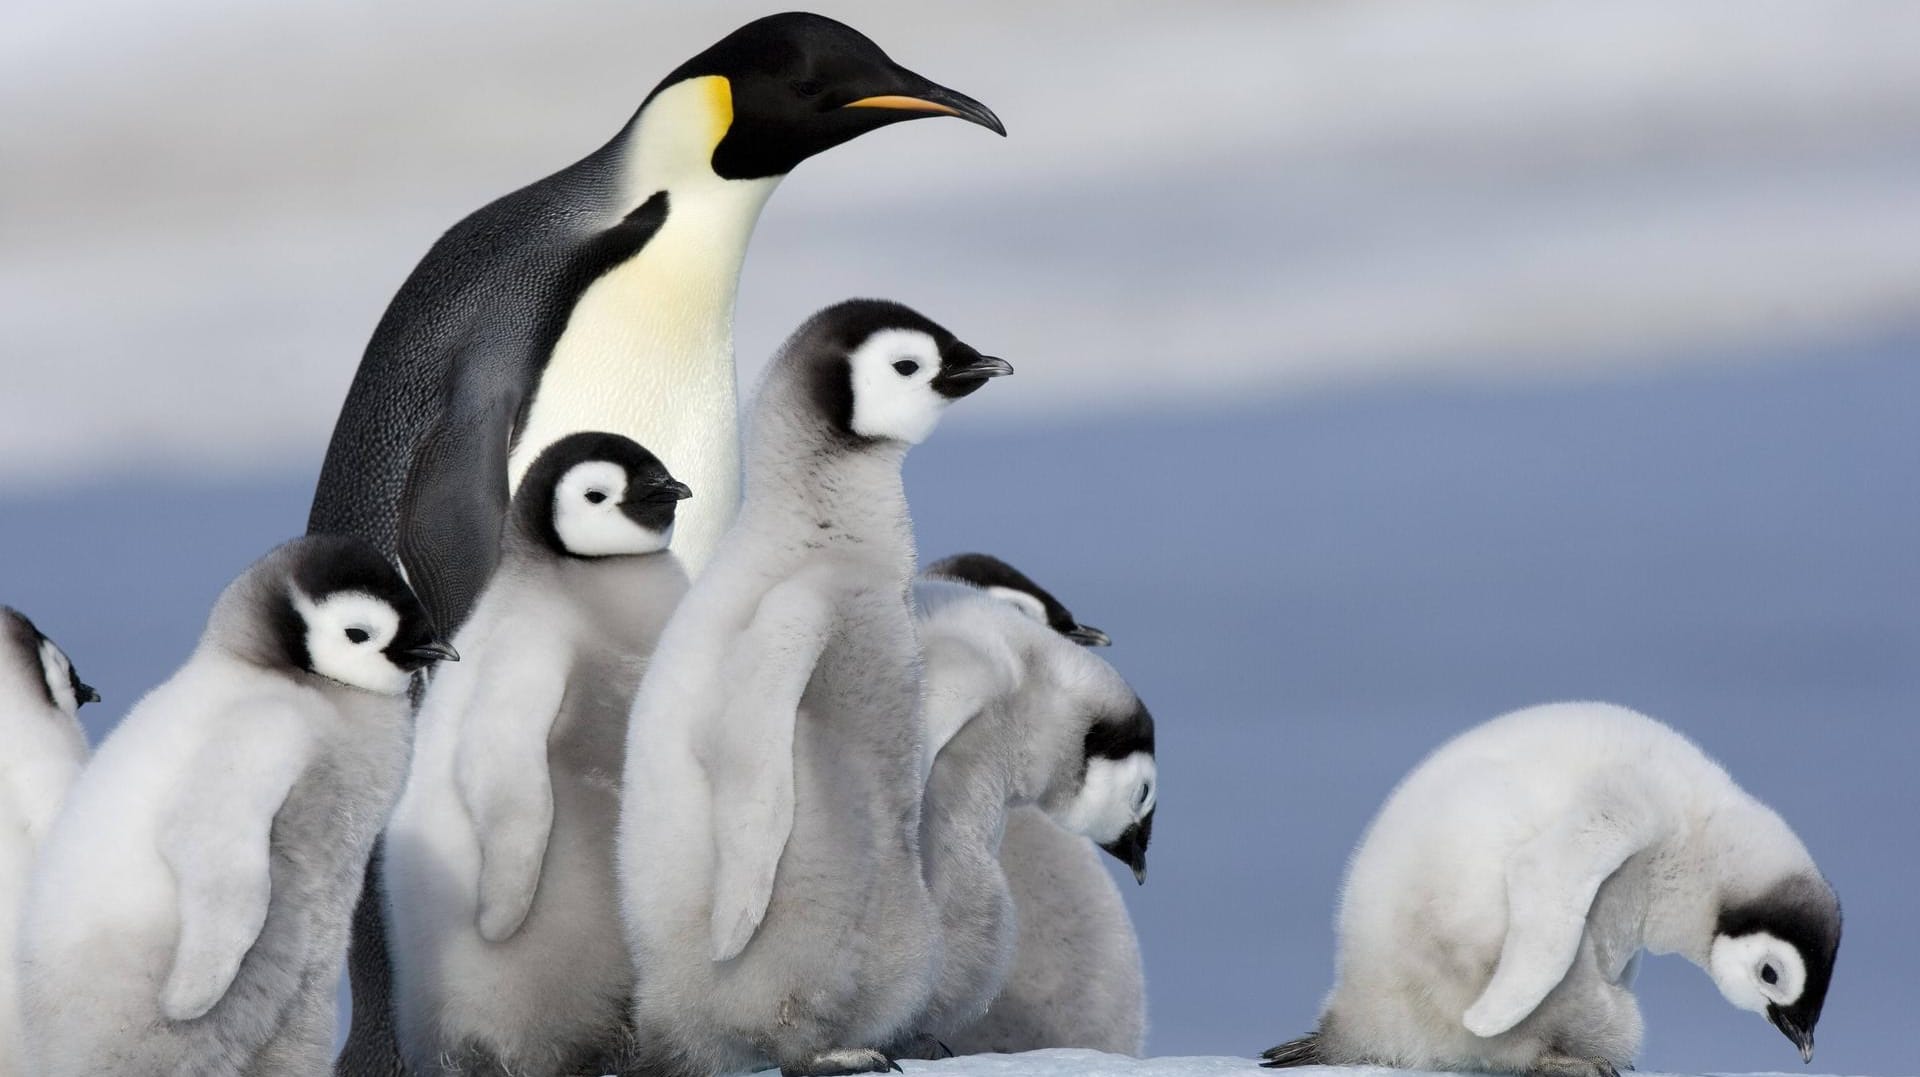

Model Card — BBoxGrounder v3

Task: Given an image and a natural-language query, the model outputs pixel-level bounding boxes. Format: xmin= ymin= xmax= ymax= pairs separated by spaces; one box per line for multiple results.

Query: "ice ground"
xmin=811 ymin=1052 xmax=1869 ymax=1077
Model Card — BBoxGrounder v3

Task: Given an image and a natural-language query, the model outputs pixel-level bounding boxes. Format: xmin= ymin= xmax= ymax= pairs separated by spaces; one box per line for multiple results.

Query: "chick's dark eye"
xmin=791 ymin=78 xmax=824 ymax=98
xmin=1761 ymin=964 xmax=1778 ymax=985
xmin=345 ymin=628 xmax=370 ymax=644
xmin=892 ymin=359 xmax=920 ymax=377
xmin=585 ymin=490 xmax=608 ymax=504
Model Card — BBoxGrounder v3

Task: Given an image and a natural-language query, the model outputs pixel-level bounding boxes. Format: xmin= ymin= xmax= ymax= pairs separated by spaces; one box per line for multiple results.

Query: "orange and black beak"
xmin=842 ymin=67 xmax=1005 ymax=136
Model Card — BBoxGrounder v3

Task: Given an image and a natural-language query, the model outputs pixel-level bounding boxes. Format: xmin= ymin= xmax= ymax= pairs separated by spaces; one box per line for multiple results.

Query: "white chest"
xmin=506 ymin=179 xmax=775 ymax=572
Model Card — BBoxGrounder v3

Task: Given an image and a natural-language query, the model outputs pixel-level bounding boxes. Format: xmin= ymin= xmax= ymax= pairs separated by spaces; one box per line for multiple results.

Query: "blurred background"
xmin=4 ymin=1 xmax=1916 ymax=1073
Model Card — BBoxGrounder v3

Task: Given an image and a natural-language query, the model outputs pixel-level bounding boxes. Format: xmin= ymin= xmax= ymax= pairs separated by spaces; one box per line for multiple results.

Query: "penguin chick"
xmin=925 ymin=553 xmax=1111 ymax=647
xmin=901 ymin=577 xmax=1156 ymax=1052
xmin=618 ymin=299 xmax=1011 ymax=1077
xmin=17 ymin=537 xmax=452 ymax=1077
xmin=1262 ymin=701 xmax=1842 ymax=1077
xmin=913 ymin=558 xmax=1148 ymax=1055
xmin=0 ymin=609 xmax=95 ymax=1077
xmin=385 ymin=432 xmax=691 ymax=1077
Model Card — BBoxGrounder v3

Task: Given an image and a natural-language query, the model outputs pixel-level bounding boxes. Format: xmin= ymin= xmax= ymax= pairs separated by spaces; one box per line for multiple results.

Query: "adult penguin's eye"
xmin=792 ymin=78 xmax=824 ymax=98
xmin=893 ymin=359 xmax=920 ymax=377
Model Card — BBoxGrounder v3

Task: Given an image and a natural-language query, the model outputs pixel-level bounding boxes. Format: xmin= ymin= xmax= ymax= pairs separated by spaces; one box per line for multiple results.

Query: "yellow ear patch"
xmin=698 ymin=75 xmax=734 ymax=146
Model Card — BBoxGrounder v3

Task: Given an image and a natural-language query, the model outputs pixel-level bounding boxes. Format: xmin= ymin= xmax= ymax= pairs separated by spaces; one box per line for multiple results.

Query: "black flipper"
xmin=394 ymin=378 xmax=517 ymax=636
xmin=1261 ymin=1033 xmax=1324 ymax=1068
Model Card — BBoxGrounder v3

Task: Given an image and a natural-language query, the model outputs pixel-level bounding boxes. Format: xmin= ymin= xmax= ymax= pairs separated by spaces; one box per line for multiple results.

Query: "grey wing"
xmin=1462 ymin=789 xmax=1663 ymax=1038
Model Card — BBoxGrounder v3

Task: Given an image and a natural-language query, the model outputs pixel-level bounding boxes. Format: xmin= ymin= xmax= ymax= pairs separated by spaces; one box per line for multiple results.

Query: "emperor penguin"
xmin=0 ymin=609 xmax=96 ymax=1076
xmin=914 ymin=556 xmax=1149 ymax=1056
xmin=308 ymin=12 xmax=1003 ymax=629
xmin=16 ymin=537 xmax=454 ymax=1077
xmin=312 ymin=24 xmax=999 ymax=1064
xmin=901 ymin=575 xmax=1157 ymax=1054
xmin=617 ymin=299 xmax=1012 ymax=1077
xmin=1262 ymin=702 xmax=1842 ymax=1077
xmin=384 ymin=432 xmax=691 ymax=1077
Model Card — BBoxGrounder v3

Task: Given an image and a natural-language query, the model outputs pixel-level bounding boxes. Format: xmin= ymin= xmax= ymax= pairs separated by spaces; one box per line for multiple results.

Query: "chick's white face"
xmin=1711 ymin=931 xmax=1808 ymax=1013
xmin=554 ymin=460 xmax=670 ymax=556
xmin=847 ymin=328 xmax=948 ymax=444
xmin=1056 ymin=751 xmax=1157 ymax=844
xmin=986 ymin=585 xmax=1050 ymax=627
xmin=294 ymin=590 xmax=413 ymax=695
xmin=37 ymin=639 xmax=82 ymax=717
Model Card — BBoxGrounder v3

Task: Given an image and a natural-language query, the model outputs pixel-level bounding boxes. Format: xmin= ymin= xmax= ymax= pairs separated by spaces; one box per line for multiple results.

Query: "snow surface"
xmin=829 ymin=1051 xmax=1867 ymax=1077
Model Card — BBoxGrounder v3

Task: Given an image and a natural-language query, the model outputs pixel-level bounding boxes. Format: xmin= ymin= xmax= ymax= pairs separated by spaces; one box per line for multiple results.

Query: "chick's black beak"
xmin=1768 ymin=1005 xmax=1815 ymax=1064
xmin=1100 ymin=820 xmax=1150 ymax=886
xmin=635 ymin=479 xmax=694 ymax=504
xmin=75 ymin=681 xmax=101 ymax=706
xmin=1067 ymin=623 xmax=1113 ymax=648
xmin=841 ymin=66 xmax=1005 ymax=136
xmin=403 ymin=640 xmax=460 ymax=666
xmin=932 ymin=354 xmax=1014 ymax=399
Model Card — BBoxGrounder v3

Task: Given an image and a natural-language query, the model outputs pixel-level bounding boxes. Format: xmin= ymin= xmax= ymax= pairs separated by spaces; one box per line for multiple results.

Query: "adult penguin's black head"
xmin=652 ymin=12 xmax=1005 ymax=181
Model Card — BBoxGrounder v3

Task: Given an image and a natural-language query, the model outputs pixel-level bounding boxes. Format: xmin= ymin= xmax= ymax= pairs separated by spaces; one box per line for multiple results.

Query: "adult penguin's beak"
xmin=842 ymin=67 xmax=1006 ymax=136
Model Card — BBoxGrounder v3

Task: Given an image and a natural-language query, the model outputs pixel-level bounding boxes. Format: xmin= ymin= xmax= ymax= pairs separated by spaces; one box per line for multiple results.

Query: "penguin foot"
xmin=890 ymin=1033 xmax=954 ymax=1061
xmin=780 ymin=1047 xmax=903 ymax=1077
xmin=1526 ymin=1051 xmax=1621 ymax=1077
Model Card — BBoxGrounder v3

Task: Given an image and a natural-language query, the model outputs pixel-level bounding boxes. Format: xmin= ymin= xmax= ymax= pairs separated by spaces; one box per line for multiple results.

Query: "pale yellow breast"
xmin=506 ymin=76 xmax=777 ymax=572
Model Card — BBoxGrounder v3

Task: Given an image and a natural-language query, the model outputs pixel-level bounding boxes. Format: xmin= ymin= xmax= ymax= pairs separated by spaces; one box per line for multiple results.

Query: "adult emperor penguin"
xmin=17 ymin=537 xmax=453 ymax=1077
xmin=913 ymin=557 xmax=1149 ymax=1056
xmin=617 ymin=299 xmax=1011 ymax=1077
xmin=385 ymin=432 xmax=691 ymax=1077
xmin=0 ymin=609 xmax=95 ymax=1077
xmin=902 ymin=575 xmax=1157 ymax=1052
xmin=313 ymin=23 xmax=998 ymax=1065
xmin=1262 ymin=702 xmax=1842 ymax=1077
xmin=308 ymin=12 xmax=1003 ymax=629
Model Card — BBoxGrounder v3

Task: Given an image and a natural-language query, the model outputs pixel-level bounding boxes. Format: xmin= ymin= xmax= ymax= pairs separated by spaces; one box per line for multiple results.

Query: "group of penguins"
xmin=0 ymin=11 xmax=1845 ymax=1077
